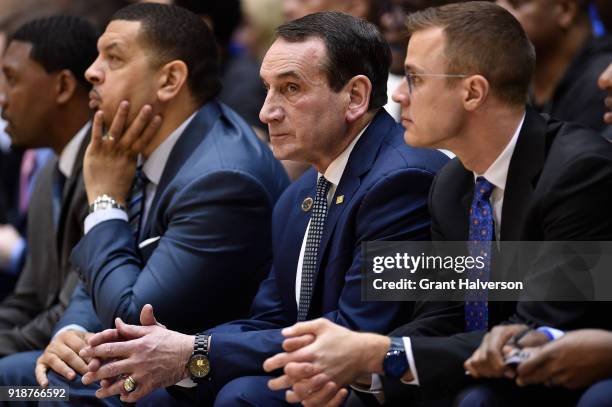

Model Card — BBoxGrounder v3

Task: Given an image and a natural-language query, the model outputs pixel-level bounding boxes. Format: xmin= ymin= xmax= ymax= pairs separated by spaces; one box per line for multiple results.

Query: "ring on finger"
xmin=123 ymin=375 xmax=137 ymax=393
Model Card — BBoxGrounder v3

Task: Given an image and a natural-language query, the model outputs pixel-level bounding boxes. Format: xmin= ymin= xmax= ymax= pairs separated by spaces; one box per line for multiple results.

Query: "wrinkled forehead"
xmin=260 ymin=37 xmax=328 ymax=83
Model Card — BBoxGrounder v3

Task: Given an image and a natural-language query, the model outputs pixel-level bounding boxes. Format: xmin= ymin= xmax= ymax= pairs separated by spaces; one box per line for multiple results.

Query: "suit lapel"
xmin=141 ymin=102 xmax=222 ymax=240
xmin=496 ymin=107 xmax=547 ymax=283
xmin=314 ymin=110 xmax=391 ymax=283
xmin=500 ymin=107 xmax=546 ymax=240
xmin=458 ymin=171 xmax=474 ymax=241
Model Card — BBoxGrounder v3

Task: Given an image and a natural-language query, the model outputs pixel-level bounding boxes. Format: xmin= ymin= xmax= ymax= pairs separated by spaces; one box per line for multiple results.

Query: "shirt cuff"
xmin=6 ymin=237 xmax=26 ymax=274
xmin=402 ymin=337 xmax=420 ymax=385
xmin=536 ymin=327 xmax=565 ymax=341
xmin=84 ymin=208 xmax=128 ymax=234
xmin=350 ymin=374 xmax=383 ymax=394
xmin=53 ymin=324 xmax=87 ymax=339
xmin=350 ymin=375 xmax=386 ymax=404
xmin=175 ymin=378 xmax=197 ymax=388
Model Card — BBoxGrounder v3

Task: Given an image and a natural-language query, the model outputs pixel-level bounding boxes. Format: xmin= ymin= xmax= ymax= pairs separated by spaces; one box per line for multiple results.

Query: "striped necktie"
xmin=465 ymin=176 xmax=495 ymax=332
xmin=128 ymin=166 xmax=147 ymax=240
xmin=297 ymin=176 xmax=332 ymax=322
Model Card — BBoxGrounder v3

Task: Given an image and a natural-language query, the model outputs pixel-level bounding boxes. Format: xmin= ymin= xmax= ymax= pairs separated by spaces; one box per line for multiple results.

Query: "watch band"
xmin=88 ymin=194 xmax=126 ymax=214
xmin=188 ymin=333 xmax=211 ymax=382
xmin=383 ymin=337 xmax=409 ymax=380
xmin=194 ymin=333 xmax=210 ymax=356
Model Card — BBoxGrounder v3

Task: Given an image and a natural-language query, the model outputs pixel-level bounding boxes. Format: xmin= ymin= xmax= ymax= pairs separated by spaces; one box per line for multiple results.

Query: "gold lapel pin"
xmin=301 ymin=197 xmax=314 ymax=212
xmin=335 ymin=195 xmax=344 ymax=205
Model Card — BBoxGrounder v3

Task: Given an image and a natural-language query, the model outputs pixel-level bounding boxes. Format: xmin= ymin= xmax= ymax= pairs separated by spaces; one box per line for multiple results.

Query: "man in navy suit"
xmin=0 ymin=3 xmax=288 ymax=402
xmin=78 ymin=11 xmax=462 ymax=406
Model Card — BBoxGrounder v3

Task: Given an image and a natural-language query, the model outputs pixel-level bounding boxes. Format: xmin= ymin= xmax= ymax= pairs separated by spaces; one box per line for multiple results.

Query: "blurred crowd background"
xmin=0 ymin=0 xmax=611 ymax=298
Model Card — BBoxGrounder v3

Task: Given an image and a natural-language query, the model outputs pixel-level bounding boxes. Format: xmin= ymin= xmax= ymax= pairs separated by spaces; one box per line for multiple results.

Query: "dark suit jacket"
xmin=0 ymin=132 xmax=89 ymax=355
xmin=57 ymin=101 xmax=289 ymax=335
xmin=383 ymin=107 xmax=612 ymax=402
xmin=202 ymin=109 xmax=462 ymax=390
xmin=0 ymin=147 xmax=25 ymax=234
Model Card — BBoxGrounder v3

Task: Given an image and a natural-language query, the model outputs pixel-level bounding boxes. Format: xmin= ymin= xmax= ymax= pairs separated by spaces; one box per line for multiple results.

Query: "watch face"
xmin=188 ymin=354 xmax=210 ymax=378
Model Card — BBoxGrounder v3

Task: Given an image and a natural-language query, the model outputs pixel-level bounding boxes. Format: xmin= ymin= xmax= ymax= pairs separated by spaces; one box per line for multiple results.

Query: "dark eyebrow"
xmin=99 ymin=42 xmax=124 ymax=54
xmin=404 ymin=64 xmax=424 ymax=74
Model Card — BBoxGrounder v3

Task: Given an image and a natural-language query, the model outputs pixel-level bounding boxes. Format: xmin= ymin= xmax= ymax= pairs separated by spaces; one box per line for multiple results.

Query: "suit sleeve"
xmin=71 ymin=171 xmax=275 ymax=333
xmin=53 ymin=282 xmax=102 ymax=335
xmin=206 ymin=167 xmax=458 ymax=387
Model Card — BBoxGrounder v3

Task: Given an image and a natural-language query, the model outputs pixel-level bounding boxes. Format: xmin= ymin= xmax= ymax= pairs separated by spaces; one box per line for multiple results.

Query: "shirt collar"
xmin=473 ymin=112 xmax=526 ymax=192
xmin=143 ymin=112 xmax=197 ymax=185
xmin=319 ymin=122 xmax=370 ymax=186
xmin=58 ymin=121 xmax=90 ymax=178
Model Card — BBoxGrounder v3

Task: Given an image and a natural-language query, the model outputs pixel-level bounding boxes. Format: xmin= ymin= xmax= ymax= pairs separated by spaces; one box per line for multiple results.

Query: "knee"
xmin=0 ymin=351 xmax=40 ymax=386
xmin=577 ymin=379 xmax=612 ymax=407
xmin=214 ymin=376 xmax=279 ymax=407
xmin=453 ymin=384 xmax=501 ymax=407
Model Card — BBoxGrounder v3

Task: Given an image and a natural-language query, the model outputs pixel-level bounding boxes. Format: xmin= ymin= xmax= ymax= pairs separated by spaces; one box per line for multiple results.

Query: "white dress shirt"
xmin=58 ymin=122 xmax=90 ymax=178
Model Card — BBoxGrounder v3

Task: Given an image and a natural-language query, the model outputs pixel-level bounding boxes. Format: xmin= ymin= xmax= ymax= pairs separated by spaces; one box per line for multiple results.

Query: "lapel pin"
xmin=335 ymin=195 xmax=344 ymax=205
xmin=301 ymin=197 xmax=314 ymax=212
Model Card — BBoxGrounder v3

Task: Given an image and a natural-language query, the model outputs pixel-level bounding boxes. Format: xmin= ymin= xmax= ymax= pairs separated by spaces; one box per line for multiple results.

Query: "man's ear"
xmin=157 ymin=60 xmax=188 ymax=102
xmin=345 ymin=75 xmax=372 ymax=123
xmin=556 ymin=0 xmax=580 ymax=29
xmin=462 ymin=75 xmax=489 ymax=112
xmin=55 ymin=69 xmax=78 ymax=105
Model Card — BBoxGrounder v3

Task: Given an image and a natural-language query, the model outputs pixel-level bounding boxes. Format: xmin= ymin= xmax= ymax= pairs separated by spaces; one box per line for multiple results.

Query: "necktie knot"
xmin=475 ymin=177 xmax=495 ymax=200
xmin=316 ymin=176 xmax=331 ymax=200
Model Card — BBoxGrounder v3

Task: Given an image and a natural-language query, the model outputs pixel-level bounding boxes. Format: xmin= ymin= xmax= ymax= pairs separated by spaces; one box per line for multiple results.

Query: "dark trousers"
xmin=577 ymin=379 xmax=612 ymax=407
xmin=453 ymin=379 xmax=583 ymax=407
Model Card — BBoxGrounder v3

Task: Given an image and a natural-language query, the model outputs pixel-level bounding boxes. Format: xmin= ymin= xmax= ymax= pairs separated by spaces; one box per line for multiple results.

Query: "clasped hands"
xmin=83 ymin=101 xmax=162 ymax=206
xmin=263 ymin=318 xmax=391 ymax=407
xmin=34 ymin=304 xmax=185 ymax=404
xmin=465 ymin=325 xmax=612 ymax=389
xmin=76 ymin=305 xmax=193 ymax=403
xmin=263 ymin=321 xmax=612 ymax=407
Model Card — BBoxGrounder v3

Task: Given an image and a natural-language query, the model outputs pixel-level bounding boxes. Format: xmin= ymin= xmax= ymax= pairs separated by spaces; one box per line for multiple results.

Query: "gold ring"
xmin=123 ymin=375 xmax=137 ymax=393
xmin=104 ymin=133 xmax=115 ymax=142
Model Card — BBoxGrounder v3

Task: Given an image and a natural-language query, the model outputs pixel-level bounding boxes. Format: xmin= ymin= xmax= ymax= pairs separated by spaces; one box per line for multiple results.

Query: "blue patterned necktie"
xmin=128 ymin=165 xmax=148 ymax=240
xmin=297 ymin=176 xmax=332 ymax=322
xmin=465 ymin=176 xmax=495 ymax=332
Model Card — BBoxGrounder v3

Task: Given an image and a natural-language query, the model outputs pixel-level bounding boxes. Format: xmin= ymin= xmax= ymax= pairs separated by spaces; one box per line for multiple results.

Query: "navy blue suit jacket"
xmin=204 ymin=110 xmax=462 ymax=387
xmin=57 ymin=101 xmax=289 ymax=334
